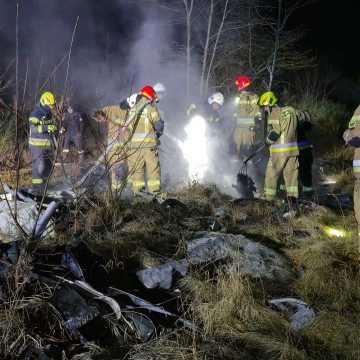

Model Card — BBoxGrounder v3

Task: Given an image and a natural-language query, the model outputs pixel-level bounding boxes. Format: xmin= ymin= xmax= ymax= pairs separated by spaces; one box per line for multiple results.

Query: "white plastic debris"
xmin=269 ymin=298 xmax=315 ymax=330
xmin=137 ymin=232 xmax=294 ymax=289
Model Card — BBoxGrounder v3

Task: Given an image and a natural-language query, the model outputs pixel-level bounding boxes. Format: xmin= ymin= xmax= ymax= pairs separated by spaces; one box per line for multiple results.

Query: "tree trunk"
xmin=200 ymin=0 xmax=214 ymax=96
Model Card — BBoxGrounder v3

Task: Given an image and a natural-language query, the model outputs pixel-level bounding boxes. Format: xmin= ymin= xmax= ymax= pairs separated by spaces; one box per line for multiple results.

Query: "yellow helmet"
xmin=40 ymin=91 xmax=56 ymax=108
xmin=259 ymin=91 xmax=278 ymax=107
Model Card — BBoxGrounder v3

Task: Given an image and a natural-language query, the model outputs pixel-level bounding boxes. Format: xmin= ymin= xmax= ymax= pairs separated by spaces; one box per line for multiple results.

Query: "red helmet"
xmin=139 ymin=85 xmax=157 ymax=102
xmin=235 ymin=76 xmax=252 ymax=91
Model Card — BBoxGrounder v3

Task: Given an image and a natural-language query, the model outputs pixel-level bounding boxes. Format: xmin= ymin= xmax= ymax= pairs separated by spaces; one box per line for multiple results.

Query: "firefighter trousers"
xmin=30 ymin=145 xmax=53 ymax=194
xmin=127 ymin=146 xmax=161 ymax=193
xmin=264 ymin=155 xmax=299 ymax=200
xmin=107 ymin=144 xmax=128 ymax=192
xmin=233 ymin=128 xmax=256 ymax=159
xmin=299 ymin=148 xmax=313 ymax=194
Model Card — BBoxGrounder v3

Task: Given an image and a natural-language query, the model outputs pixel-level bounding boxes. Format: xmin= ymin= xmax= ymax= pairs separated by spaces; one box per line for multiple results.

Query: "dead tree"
xmin=182 ymin=0 xmax=194 ymax=100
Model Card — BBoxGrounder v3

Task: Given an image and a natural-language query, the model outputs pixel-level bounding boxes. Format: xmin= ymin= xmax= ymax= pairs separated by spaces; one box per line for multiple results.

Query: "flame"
xmin=178 ymin=115 xmax=209 ymax=182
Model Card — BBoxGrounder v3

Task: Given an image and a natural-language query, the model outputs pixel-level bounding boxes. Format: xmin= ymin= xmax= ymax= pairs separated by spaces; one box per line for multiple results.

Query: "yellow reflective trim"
xmin=131 ymin=137 xmax=156 ymax=143
xmin=29 ymin=138 xmax=51 ymax=147
xmin=270 ymin=146 xmax=299 ymax=153
xmin=29 ymin=116 xmax=40 ymax=125
xmin=32 ymin=178 xmax=43 ymax=184
xmin=37 ymin=125 xmax=43 ymax=133
xmin=286 ymin=186 xmax=299 ymax=196
xmin=148 ymin=179 xmax=161 ymax=189
xmin=264 ymin=188 xmax=276 ymax=196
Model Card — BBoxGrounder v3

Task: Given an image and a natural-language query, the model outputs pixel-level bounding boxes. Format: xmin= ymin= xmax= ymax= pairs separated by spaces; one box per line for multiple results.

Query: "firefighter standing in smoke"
xmin=96 ymin=99 xmax=130 ymax=192
xmin=127 ymin=86 xmax=164 ymax=192
xmin=343 ymin=105 xmax=360 ymax=248
xmin=264 ymin=91 xmax=299 ymax=203
xmin=207 ymin=92 xmax=226 ymax=178
xmin=232 ymin=76 xmax=262 ymax=159
xmin=62 ymin=99 xmax=85 ymax=166
xmin=28 ymin=91 xmax=57 ymax=194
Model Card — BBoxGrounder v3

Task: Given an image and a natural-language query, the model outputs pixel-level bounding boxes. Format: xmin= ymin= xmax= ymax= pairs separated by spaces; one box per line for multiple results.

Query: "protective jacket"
xmin=267 ymin=106 xmax=299 ymax=157
xmin=127 ymin=96 xmax=163 ymax=192
xmin=233 ymin=92 xmax=261 ymax=129
xmin=101 ymin=105 xmax=129 ymax=148
xmin=127 ymin=96 xmax=163 ymax=148
xmin=232 ymin=92 xmax=262 ymax=157
xmin=264 ymin=105 xmax=299 ymax=200
xmin=28 ymin=104 xmax=56 ymax=192
xmin=29 ymin=104 xmax=56 ymax=148
xmin=343 ymin=105 xmax=360 ymax=239
xmin=99 ymin=104 xmax=130 ymax=191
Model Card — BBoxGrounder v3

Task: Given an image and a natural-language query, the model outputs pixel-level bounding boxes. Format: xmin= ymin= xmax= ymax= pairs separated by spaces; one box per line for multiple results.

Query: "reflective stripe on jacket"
xmin=343 ymin=116 xmax=360 ymax=179
xmin=268 ymin=106 xmax=299 ymax=157
xmin=233 ymin=92 xmax=261 ymax=129
xmin=128 ymin=98 xmax=161 ymax=148
xmin=28 ymin=104 xmax=55 ymax=148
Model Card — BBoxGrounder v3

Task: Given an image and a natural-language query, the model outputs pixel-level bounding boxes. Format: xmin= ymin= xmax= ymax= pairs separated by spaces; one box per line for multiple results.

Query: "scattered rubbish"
xmin=137 ymin=232 xmax=294 ymax=289
xmin=125 ymin=312 xmax=156 ymax=341
xmin=0 ymin=201 xmax=45 ymax=243
xmin=53 ymin=286 xmax=100 ymax=335
xmin=137 ymin=259 xmax=188 ymax=290
xmin=269 ymin=298 xmax=315 ymax=330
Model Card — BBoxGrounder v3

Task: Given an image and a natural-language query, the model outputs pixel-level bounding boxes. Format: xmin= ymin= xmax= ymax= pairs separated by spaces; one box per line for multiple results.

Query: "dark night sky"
xmin=289 ymin=0 xmax=360 ymax=105
xmin=296 ymin=0 xmax=360 ymax=75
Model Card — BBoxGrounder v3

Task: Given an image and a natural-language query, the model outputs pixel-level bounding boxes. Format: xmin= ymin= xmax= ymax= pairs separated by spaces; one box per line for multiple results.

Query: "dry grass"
xmin=3 ymin=183 xmax=360 ymax=359
xmin=0 ymin=253 xmax=65 ymax=358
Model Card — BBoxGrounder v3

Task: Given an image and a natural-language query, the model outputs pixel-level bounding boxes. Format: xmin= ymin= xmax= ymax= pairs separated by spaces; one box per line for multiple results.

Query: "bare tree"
xmin=182 ymin=0 xmax=194 ymax=100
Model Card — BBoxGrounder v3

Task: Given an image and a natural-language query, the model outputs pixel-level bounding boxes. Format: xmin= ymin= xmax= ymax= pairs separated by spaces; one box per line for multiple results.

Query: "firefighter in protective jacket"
xmin=28 ymin=91 xmax=57 ymax=194
xmin=232 ymin=76 xmax=262 ymax=159
xmin=264 ymin=95 xmax=299 ymax=201
xmin=96 ymin=102 xmax=130 ymax=192
xmin=126 ymin=85 xmax=164 ymax=193
xmin=343 ymin=105 xmax=360 ymax=249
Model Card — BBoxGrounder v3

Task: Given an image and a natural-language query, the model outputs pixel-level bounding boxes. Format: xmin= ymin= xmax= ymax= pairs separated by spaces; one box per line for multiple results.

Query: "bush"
xmin=294 ymin=96 xmax=351 ymax=155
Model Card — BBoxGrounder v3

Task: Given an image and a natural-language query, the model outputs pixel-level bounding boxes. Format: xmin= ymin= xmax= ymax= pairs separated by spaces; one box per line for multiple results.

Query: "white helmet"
xmin=208 ymin=92 xmax=224 ymax=107
xmin=153 ymin=82 xmax=166 ymax=94
xmin=153 ymin=83 xmax=166 ymax=100
xmin=127 ymin=93 xmax=138 ymax=108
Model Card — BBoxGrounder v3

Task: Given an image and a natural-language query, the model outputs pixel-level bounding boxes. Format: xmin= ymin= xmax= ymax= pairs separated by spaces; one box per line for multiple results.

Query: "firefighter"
xmin=343 ymin=105 xmax=360 ymax=249
xmin=28 ymin=91 xmax=57 ymax=194
xmin=206 ymin=92 xmax=226 ymax=181
xmin=207 ymin=92 xmax=225 ymax=135
xmin=95 ymin=100 xmax=131 ymax=192
xmin=256 ymin=91 xmax=278 ymax=193
xmin=127 ymin=85 xmax=164 ymax=193
xmin=62 ymin=100 xmax=85 ymax=165
xmin=232 ymin=76 xmax=262 ymax=159
xmin=297 ymin=110 xmax=314 ymax=197
xmin=264 ymin=92 xmax=299 ymax=206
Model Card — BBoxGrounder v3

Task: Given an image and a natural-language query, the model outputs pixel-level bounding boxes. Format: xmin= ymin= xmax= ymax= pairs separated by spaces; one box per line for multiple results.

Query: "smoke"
xmin=0 ymin=0 xmax=251 ymax=195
